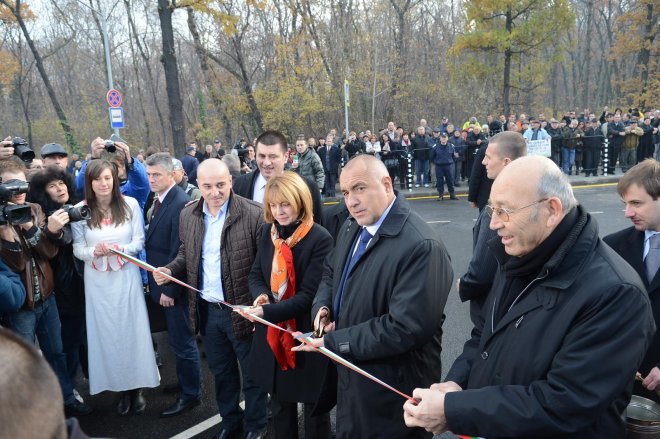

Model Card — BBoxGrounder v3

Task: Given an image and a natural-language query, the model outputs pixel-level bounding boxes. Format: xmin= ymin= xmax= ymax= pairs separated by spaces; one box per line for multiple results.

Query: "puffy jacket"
xmin=445 ymin=206 xmax=655 ymax=439
xmin=166 ymin=192 xmax=265 ymax=340
xmin=623 ymin=125 xmax=644 ymax=149
xmin=295 ymin=148 xmax=325 ymax=190
xmin=523 ymin=128 xmax=551 ymax=141
xmin=562 ymin=126 xmax=584 ymax=149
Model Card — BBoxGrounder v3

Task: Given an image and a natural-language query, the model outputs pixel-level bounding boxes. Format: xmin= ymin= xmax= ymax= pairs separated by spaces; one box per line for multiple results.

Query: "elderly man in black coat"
xmin=296 ymin=155 xmax=453 ymax=438
xmin=604 ymin=159 xmax=660 ymax=403
xmin=404 ymin=156 xmax=655 ymax=439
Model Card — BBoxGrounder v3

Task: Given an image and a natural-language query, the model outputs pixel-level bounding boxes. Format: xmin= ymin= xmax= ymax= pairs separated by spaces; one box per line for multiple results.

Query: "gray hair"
xmin=534 ymin=162 xmax=578 ymax=217
xmin=145 ymin=152 xmax=174 ymax=172
xmin=222 ymin=154 xmax=241 ymax=174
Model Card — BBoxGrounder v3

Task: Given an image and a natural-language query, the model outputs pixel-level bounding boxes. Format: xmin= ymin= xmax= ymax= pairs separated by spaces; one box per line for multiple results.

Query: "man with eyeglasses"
xmin=404 ymin=156 xmax=655 ymax=438
xmin=458 ymin=131 xmax=527 ymax=326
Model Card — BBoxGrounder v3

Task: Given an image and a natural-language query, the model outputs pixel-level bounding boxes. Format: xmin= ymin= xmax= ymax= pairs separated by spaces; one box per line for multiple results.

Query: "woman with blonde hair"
xmin=243 ymin=171 xmax=333 ymax=438
xmin=71 ymin=160 xmax=159 ymax=415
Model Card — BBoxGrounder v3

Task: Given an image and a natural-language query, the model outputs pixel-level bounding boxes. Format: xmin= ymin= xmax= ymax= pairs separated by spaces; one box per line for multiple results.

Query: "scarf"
xmin=268 ymin=218 xmax=313 ymax=370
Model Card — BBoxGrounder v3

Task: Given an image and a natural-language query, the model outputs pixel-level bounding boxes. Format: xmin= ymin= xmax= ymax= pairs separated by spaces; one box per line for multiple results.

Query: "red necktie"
xmin=151 ymin=198 xmax=161 ymax=220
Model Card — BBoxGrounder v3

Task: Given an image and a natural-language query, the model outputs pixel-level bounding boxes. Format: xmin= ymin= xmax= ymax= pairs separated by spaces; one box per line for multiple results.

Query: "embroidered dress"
xmin=72 ymin=196 xmax=159 ymax=394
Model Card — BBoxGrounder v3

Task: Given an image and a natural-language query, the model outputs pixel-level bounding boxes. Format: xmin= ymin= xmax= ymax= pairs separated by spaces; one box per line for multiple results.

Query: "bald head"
xmin=0 ymin=328 xmax=67 ymax=439
xmin=197 ymin=158 xmax=232 ymax=214
xmin=340 ymin=155 xmax=395 ymax=226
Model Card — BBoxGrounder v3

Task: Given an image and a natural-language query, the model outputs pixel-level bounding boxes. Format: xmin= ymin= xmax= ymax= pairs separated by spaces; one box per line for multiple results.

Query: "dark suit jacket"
xmin=321 ymin=199 xmax=350 ymax=244
xmin=146 ymin=185 xmax=190 ymax=302
xmin=467 ymin=144 xmax=493 ymax=210
xmin=248 ymin=223 xmax=333 ymax=403
xmin=604 ymin=227 xmax=660 ymax=381
xmin=233 ymin=170 xmax=324 ymax=225
xmin=317 ymin=145 xmax=342 ymax=174
xmin=311 ymin=194 xmax=453 ymax=438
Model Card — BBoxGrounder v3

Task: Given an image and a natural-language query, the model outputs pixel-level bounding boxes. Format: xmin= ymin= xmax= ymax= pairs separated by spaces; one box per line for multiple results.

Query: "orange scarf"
xmin=268 ymin=219 xmax=313 ymax=370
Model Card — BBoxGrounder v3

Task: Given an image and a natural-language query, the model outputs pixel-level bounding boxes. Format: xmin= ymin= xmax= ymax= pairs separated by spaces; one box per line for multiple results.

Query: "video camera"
xmin=0 ymin=178 xmax=31 ymax=225
xmin=3 ymin=137 xmax=35 ymax=163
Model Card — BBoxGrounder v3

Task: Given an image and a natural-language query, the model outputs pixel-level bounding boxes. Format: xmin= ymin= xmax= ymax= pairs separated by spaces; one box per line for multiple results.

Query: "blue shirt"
xmin=200 ymin=200 xmax=229 ymax=303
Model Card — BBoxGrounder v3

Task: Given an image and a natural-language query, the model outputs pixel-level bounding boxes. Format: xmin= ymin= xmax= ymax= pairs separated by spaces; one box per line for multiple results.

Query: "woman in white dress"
xmin=72 ymin=159 xmax=159 ymax=415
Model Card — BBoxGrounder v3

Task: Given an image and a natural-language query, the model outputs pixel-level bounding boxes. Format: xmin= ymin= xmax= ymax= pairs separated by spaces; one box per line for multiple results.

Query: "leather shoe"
xmin=160 ymin=397 xmax=201 ymax=418
xmin=245 ymin=431 xmax=266 ymax=439
xmin=65 ymin=399 xmax=93 ymax=416
xmin=162 ymin=382 xmax=181 ymax=394
xmin=117 ymin=391 xmax=131 ymax=416
xmin=215 ymin=427 xmax=242 ymax=439
xmin=130 ymin=389 xmax=146 ymax=415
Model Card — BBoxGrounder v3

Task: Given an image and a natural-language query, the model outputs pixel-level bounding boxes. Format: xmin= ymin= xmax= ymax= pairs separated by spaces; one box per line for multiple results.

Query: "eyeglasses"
xmin=485 ymin=199 xmax=548 ymax=222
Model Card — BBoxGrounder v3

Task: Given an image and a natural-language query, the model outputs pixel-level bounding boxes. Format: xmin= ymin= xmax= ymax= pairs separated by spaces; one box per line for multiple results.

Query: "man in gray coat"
xmin=292 ymin=136 xmax=325 ymax=191
xmin=297 ymin=155 xmax=453 ymax=438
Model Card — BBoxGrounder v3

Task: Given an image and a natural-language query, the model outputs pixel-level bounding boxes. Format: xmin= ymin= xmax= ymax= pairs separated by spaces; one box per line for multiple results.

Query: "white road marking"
xmin=427 ymin=220 xmax=451 ymax=224
xmin=589 ymin=211 xmax=604 ymax=214
xmin=171 ymin=401 xmax=245 ymax=439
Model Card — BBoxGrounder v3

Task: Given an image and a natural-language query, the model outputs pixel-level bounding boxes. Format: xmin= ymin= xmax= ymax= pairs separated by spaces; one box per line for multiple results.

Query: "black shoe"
xmin=117 ymin=391 xmax=131 ymax=416
xmin=215 ymin=426 xmax=243 ymax=439
xmin=245 ymin=431 xmax=266 ymax=439
xmin=454 ymin=182 xmax=461 ymax=187
xmin=65 ymin=399 xmax=93 ymax=417
xmin=131 ymin=389 xmax=146 ymax=415
xmin=160 ymin=397 xmax=201 ymax=418
xmin=436 ymin=195 xmax=444 ymax=201
xmin=162 ymin=382 xmax=181 ymax=394
xmin=449 ymin=195 xmax=459 ymax=200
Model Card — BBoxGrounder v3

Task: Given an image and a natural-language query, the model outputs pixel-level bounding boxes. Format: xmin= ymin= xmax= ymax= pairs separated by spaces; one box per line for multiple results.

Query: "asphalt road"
xmin=75 ymin=183 xmax=630 ymax=439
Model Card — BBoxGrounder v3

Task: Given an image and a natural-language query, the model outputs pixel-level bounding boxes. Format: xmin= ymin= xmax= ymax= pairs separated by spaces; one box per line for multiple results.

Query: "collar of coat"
xmin=190 ymin=190 xmax=241 ymax=226
xmin=487 ymin=204 xmax=596 ymax=292
xmin=346 ymin=191 xmax=410 ymax=239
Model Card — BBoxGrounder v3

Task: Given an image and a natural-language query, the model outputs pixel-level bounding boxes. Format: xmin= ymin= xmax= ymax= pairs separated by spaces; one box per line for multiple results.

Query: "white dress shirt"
xmin=200 ymin=200 xmax=229 ymax=303
xmin=252 ymin=173 xmax=268 ymax=204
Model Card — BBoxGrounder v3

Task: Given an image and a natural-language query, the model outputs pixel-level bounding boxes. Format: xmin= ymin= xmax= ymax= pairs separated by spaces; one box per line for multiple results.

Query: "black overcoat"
xmin=248 ymin=223 xmax=333 ymax=403
xmin=311 ymin=194 xmax=453 ymax=438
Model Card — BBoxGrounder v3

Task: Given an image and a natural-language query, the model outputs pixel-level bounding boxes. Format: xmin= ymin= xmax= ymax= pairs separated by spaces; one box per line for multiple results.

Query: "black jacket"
xmin=444 ymin=207 xmax=655 ymax=438
xmin=248 ymin=223 xmax=333 ymax=403
xmin=321 ymin=199 xmax=350 ymax=244
xmin=311 ymin=194 xmax=453 ymax=438
xmin=146 ymin=185 xmax=190 ymax=301
xmin=232 ymin=170 xmax=324 ymax=225
xmin=317 ymin=144 xmax=342 ymax=175
xmin=467 ymin=145 xmax=492 ymax=210
xmin=411 ymin=135 xmax=430 ymax=160
xmin=605 ymin=227 xmax=660 ymax=401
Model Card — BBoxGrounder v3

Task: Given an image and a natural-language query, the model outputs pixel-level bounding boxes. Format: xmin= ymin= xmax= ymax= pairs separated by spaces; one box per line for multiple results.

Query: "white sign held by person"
xmin=527 ymin=138 xmax=551 ymax=157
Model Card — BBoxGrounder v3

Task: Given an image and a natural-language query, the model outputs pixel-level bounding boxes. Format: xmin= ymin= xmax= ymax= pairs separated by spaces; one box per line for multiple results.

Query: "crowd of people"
xmin=0 ymin=103 xmax=658 ymax=439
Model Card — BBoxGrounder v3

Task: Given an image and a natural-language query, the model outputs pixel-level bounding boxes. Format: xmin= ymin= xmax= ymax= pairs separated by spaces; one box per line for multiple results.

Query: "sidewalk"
xmin=323 ymin=173 xmax=621 ymax=203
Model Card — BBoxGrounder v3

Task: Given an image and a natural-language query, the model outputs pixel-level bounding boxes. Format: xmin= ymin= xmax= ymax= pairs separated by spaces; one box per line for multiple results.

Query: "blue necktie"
xmin=333 ymin=228 xmax=373 ymax=318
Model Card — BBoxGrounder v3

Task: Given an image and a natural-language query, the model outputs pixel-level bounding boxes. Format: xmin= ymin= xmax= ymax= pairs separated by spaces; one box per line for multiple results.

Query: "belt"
xmin=203 ymin=299 xmax=230 ymax=311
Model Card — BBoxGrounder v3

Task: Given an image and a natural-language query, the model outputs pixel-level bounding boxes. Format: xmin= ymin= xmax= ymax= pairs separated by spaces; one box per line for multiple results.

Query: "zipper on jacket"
xmin=491 ymin=269 xmax=550 ymax=333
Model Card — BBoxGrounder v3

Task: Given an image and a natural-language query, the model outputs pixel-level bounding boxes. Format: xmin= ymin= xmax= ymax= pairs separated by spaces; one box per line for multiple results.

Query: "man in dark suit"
xmin=296 ymin=155 xmax=453 ymax=438
xmin=317 ymin=133 xmax=341 ymax=197
xmin=604 ymin=158 xmax=660 ymax=402
xmin=144 ymin=153 xmax=202 ymax=417
xmin=233 ymin=130 xmax=324 ymax=223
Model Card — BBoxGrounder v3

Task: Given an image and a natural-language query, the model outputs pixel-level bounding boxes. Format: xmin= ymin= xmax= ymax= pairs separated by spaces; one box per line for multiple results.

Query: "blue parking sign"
xmin=109 ymin=107 xmax=124 ymax=129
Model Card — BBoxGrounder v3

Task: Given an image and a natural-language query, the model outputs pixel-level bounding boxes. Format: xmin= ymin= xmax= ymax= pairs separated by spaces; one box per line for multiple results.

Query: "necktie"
xmin=333 ymin=228 xmax=373 ymax=318
xmin=645 ymin=234 xmax=660 ymax=283
xmin=151 ymin=198 xmax=161 ymax=220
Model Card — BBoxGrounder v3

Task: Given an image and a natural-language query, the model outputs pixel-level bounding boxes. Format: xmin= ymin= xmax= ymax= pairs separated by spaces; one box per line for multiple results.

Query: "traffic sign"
xmin=107 ymin=89 xmax=122 ymax=108
xmin=109 ymin=107 xmax=124 ymax=129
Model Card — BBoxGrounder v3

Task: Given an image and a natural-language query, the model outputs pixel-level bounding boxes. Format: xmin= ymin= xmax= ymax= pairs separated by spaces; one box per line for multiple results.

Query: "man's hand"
xmin=19 ymin=221 xmax=34 ymax=232
xmin=642 ymin=367 xmax=660 ymax=391
xmin=153 ymin=267 xmax=172 ymax=286
xmin=114 ymin=142 xmax=133 ymax=164
xmin=313 ymin=307 xmax=335 ymax=335
xmin=90 ymin=137 xmax=106 ymax=159
xmin=159 ymin=293 xmax=175 ymax=308
xmin=403 ymin=383 xmax=461 ymax=435
xmin=291 ymin=333 xmax=324 ymax=352
xmin=47 ymin=209 xmax=69 ymax=234
xmin=0 ymin=136 xmax=13 ymax=160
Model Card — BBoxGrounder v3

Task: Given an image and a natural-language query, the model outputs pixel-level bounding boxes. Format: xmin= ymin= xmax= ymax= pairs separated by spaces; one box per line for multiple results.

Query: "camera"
xmin=3 ymin=137 xmax=35 ymax=163
xmin=103 ymin=140 xmax=116 ymax=153
xmin=61 ymin=204 xmax=91 ymax=222
xmin=0 ymin=178 xmax=31 ymax=225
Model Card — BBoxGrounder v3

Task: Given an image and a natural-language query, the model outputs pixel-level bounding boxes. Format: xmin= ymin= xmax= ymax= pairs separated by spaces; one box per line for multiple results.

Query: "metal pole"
xmin=344 ymin=80 xmax=350 ymax=144
xmin=99 ymin=13 xmax=120 ymax=137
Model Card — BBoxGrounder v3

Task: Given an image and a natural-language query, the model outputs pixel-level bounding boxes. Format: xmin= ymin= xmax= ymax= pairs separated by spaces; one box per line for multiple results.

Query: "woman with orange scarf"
xmin=243 ymin=171 xmax=333 ymax=438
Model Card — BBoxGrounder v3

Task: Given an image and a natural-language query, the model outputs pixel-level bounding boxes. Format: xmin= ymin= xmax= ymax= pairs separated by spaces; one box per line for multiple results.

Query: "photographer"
xmin=0 ymin=136 xmax=14 ymax=160
xmin=0 ymin=160 xmax=92 ymax=416
xmin=28 ymin=166 xmax=89 ymax=406
xmin=74 ymin=138 xmax=149 ymax=209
